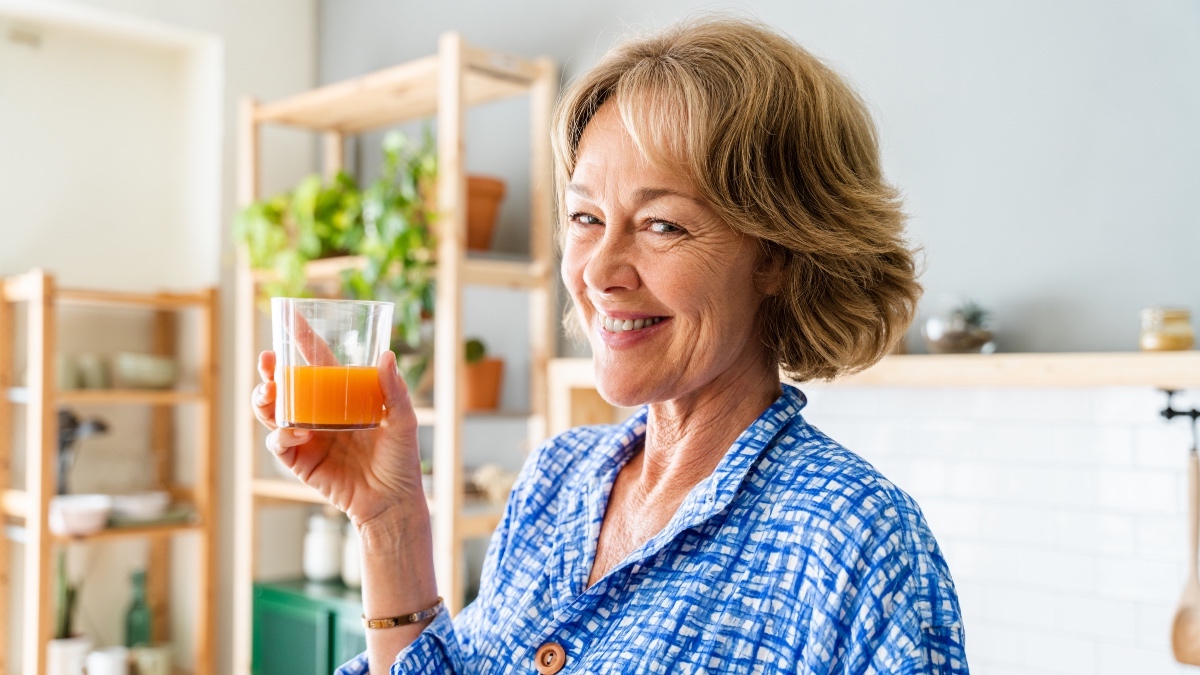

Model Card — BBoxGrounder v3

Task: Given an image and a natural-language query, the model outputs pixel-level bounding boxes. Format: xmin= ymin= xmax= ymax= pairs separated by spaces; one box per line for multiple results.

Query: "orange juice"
xmin=281 ymin=365 xmax=384 ymax=429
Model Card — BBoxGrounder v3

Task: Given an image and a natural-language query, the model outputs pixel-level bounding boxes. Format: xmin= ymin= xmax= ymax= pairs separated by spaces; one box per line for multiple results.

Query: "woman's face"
xmin=562 ymin=102 xmax=772 ymax=408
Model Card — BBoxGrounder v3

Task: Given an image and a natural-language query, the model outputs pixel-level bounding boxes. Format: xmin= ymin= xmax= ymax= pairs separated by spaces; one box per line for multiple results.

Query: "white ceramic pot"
xmin=130 ymin=644 xmax=172 ymax=675
xmin=86 ymin=647 xmax=129 ymax=675
xmin=46 ymin=636 xmax=91 ymax=675
xmin=49 ymin=495 xmax=113 ymax=537
xmin=111 ymin=492 xmax=170 ymax=521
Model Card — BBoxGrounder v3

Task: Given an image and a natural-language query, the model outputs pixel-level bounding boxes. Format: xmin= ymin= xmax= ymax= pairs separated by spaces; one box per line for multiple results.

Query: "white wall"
xmin=0 ymin=0 xmax=317 ymax=671
xmin=804 ymin=384 xmax=1200 ymax=675
xmin=319 ymin=0 xmax=1200 ymax=353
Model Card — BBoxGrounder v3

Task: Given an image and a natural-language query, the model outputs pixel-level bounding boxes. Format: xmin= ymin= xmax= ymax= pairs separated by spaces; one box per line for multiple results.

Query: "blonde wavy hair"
xmin=552 ymin=16 xmax=921 ymax=382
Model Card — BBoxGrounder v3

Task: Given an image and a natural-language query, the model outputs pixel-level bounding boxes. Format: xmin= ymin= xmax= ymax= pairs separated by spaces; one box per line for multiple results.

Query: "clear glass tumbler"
xmin=272 ymin=298 xmax=395 ymax=430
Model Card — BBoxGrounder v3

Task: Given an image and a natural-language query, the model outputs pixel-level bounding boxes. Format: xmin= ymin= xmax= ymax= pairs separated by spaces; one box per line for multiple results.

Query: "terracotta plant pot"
xmin=465 ymin=357 xmax=504 ymax=411
xmin=466 ymin=175 xmax=506 ymax=251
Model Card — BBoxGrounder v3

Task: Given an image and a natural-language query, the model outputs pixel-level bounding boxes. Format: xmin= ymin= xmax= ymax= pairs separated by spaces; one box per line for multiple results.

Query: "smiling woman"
xmin=261 ymin=15 xmax=968 ymax=675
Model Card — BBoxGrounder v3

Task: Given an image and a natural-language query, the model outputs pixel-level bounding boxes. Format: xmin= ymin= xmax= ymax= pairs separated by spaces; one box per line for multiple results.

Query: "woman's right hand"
xmin=251 ymin=349 xmax=426 ymax=529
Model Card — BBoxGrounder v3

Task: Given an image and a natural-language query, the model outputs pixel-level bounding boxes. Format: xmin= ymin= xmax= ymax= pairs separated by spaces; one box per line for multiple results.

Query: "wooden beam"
xmin=433 ymin=30 xmax=467 ymax=616
xmin=0 ymin=278 xmax=13 ymax=675
xmin=55 ymin=289 xmax=207 ymax=310
xmin=147 ymin=310 xmax=177 ymax=644
xmin=526 ymin=56 xmax=556 ymax=448
xmin=23 ymin=271 xmax=55 ymax=675
xmin=194 ymin=287 xmax=218 ymax=675
xmin=322 ymin=131 xmax=344 ymax=181
xmin=232 ymin=97 xmax=260 ymax=675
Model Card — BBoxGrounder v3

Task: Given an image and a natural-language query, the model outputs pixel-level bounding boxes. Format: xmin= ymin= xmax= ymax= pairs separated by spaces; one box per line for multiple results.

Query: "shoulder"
xmin=755 ymin=416 xmax=961 ymax=625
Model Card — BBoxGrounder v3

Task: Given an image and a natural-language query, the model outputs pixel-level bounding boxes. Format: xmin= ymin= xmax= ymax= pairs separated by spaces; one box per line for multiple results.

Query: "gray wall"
xmin=318 ymin=0 xmax=1200 ymax=355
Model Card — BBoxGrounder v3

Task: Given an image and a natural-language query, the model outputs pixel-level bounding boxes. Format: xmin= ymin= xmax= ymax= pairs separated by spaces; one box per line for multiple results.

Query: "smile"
xmin=598 ymin=311 xmax=665 ymax=333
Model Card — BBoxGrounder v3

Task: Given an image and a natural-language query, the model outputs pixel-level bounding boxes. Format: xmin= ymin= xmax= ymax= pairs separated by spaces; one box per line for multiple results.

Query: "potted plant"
xmin=47 ymin=551 xmax=90 ymax=675
xmin=464 ymin=338 xmax=504 ymax=411
xmin=234 ymin=170 xmax=364 ymax=300
xmin=921 ymin=299 xmax=996 ymax=354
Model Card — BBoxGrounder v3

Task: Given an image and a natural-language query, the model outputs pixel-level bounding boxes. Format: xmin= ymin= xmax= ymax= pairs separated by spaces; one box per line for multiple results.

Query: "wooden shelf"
xmin=251 ymin=478 xmax=326 ymax=505
xmin=56 ymin=288 xmax=209 ymax=310
xmin=830 ymin=351 xmax=1200 ymax=389
xmin=251 ymin=478 xmax=503 ymax=538
xmin=52 ymin=520 xmax=201 ymax=543
xmin=552 ymin=352 xmax=1200 ymax=398
xmin=254 ymin=254 xmax=548 ymax=290
xmin=254 ymin=47 xmax=539 ymax=133
xmin=7 ymin=388 xmax=206 ymax=405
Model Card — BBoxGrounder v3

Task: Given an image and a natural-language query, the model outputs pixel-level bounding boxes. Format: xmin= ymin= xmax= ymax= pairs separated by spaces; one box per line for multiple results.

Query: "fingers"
xmin=252 ymin=380 xmax=277 ymax=431
xmin=266 ymin=427 xmax=312 ymax=466
xmin=379 ymin=350 xmax=411 ymax=406
xmin=258 ymin=351 xmax=276 ymax=383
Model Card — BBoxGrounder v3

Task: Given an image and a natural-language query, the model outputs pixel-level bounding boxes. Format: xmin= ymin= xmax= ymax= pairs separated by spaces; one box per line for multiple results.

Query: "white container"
xmin=46 ymin=636 xmax=91 ymax=675
xmin=49 ymin=495 xmax=113 ymax=537
xmin=130 ymin=644 xmax=172 ymax=675
xmin=75 ymin=354 xmax=109 ymax=389
xmin=341 ymin=523 xmax=361 ymax=588
xmin=111 ymin=353 xmax=177 ymax=390
xmin=85 ymin=647 xmax=129 ymax=675
xmin=303 ymin=512 xmax=342 ymax=582
xmin=111 ymin=492 xmax=170 ymax=521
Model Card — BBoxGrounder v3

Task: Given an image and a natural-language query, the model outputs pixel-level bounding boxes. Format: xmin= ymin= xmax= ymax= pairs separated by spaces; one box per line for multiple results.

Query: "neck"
xmin=638 ymin=354 xmax=782 ymax=496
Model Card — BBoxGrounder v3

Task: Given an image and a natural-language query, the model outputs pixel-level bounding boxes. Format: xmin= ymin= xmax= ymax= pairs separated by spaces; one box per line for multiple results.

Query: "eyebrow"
xmin=566 ymin=183 xmax=702 ymax=205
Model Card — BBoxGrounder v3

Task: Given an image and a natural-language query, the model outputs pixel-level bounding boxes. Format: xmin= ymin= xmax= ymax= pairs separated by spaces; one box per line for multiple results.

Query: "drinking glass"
xmin=272 ymin=298 xmax=395 ymax=430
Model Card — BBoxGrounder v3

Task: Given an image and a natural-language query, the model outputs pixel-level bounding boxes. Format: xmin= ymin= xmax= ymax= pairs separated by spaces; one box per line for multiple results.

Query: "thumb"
xmin=378 ymin=350 xmax=414 ymax=421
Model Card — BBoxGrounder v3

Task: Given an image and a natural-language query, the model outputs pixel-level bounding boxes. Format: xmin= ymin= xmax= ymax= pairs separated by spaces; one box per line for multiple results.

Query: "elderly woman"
xmin=254 ymin=17 xmax=966 ymax=675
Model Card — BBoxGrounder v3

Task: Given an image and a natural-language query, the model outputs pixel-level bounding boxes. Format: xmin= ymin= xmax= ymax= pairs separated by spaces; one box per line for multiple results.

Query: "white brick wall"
xmin=802 ymin=385 xmax=1200 ymax=675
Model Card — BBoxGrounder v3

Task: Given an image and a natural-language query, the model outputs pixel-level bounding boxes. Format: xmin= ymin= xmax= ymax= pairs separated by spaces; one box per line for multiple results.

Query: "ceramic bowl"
xmin=49 ymin=494 xmax=113 ymax=536
xmin=111 ymin=491 xmax=170 ymax=521
xmin=112 ymin=352 xmax=177 ymax=389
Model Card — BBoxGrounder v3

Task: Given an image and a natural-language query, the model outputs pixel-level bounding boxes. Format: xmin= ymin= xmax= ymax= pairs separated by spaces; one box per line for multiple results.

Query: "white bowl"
xmin=49 ymin=494 xmax=113 ymax=536
xmin=111 ymin=491 xmax=170 ymax=521
xmin=112 ymin=352 xmax=177 ymax=389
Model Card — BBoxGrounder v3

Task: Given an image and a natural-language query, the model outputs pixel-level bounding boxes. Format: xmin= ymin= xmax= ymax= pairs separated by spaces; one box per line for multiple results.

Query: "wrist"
xmin=356 ymin=503 xmax=431 ymax=554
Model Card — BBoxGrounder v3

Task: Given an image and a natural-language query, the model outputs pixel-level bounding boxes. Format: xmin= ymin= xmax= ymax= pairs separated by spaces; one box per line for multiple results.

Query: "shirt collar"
xmin=564 ymin=384 xmax=807 ymax=595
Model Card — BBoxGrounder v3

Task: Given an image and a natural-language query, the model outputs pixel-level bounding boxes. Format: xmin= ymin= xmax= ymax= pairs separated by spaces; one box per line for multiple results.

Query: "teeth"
xmin=599 ymin=313 xmax=663 ymax=333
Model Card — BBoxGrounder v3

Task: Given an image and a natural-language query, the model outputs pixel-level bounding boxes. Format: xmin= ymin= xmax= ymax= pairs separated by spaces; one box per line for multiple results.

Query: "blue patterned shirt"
xmin=337 ymin=385 xmax=968 ymax=674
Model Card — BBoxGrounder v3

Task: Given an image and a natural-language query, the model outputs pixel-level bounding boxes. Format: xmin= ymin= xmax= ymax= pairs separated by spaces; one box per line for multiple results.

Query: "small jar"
xmin=1140 ymin=307 xmax=1194 ymax=351
xmin=341 ymin=523 xmax=361 ymax=589
xmin=303 ymin=512 xmax=342 ymax=583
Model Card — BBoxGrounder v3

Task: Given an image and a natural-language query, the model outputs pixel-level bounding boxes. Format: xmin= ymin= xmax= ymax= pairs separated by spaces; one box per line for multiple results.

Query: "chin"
xmin=592 ymin=356 xmax=667 ymax=408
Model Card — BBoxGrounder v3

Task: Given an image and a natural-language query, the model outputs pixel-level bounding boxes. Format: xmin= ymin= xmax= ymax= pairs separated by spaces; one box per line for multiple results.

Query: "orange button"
xmin=534 ymin=642 xmax=566 ymax=675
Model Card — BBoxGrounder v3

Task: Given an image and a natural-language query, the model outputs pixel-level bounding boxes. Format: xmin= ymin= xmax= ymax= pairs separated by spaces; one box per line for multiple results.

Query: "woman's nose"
xmin=582 ymin=227 xmax=640 ymax=295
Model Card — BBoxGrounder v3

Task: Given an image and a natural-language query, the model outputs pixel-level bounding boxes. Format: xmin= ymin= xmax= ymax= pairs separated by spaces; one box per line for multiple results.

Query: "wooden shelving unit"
xmin=232 ymin=33 xmax=555 ymax=675
xmin=549 ymin=352 xmax=1200 ymax=433
xmin=0 ymin=269 xmax=218 ymax=675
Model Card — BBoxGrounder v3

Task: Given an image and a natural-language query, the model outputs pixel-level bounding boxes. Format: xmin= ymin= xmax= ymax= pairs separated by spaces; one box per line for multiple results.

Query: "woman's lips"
xmin=594 ymin=311 xmax=670 ymax=347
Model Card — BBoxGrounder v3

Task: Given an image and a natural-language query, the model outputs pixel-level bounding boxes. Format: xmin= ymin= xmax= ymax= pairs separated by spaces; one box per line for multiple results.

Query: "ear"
xmin=753 ymin=242 xmax=787 ymax=297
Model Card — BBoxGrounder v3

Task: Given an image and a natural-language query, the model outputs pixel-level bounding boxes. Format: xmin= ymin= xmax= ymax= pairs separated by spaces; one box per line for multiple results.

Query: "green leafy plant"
xmin=54 ymin=550 xmax=79 ymax=639
xmin=344 ymin=130 xmax=438 ymax=350
xmin=234 ymin=171 xmax=363 ymax=299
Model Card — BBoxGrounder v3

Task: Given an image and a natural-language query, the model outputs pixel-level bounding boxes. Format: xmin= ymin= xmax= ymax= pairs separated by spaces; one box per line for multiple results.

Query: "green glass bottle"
xmin=125 ymin=570 xmax=152 ymax=648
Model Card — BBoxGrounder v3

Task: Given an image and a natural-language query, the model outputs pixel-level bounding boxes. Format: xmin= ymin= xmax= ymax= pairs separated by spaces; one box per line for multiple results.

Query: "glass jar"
xmin=1140 ymin=307 xmax=1194 ymax=351
xmin=303 ymin=512 xmax=343 ymax=583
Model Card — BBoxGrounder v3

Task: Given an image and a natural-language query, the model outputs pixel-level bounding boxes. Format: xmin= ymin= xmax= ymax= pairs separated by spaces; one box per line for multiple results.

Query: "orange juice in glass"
xmin=271 ymin=298 xmax=394 ymax=430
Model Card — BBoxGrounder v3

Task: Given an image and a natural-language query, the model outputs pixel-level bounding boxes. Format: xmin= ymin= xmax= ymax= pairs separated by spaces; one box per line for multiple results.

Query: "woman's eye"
xmin=649 ymin=220 xmax=683 ymax=234
xmin=568 ymin=212 xmax=602 ymax=226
